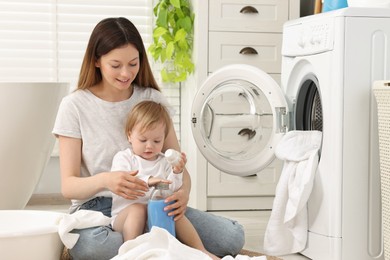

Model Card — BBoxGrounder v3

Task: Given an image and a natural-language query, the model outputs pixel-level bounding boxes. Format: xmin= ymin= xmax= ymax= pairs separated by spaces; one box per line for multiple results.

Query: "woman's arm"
xmin=58 ymin=135 xmax=148 ymax=200
xmin=162 ymin=120 xmax=191 ymax=221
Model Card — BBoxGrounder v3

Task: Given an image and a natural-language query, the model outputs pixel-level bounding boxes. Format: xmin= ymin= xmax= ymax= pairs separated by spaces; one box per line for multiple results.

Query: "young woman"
xmin=53 ymin=17 xmax=244 ymax=259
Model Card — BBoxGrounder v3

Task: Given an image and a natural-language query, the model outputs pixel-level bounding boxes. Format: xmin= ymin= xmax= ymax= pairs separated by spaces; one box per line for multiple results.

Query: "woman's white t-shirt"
xmin=52 ymin=85 xmax=174 ymax=213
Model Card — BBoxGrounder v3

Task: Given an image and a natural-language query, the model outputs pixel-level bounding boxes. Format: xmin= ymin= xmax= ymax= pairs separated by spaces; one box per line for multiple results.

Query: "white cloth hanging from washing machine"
xmin=263 ymin=130 xmax=322 ymax=256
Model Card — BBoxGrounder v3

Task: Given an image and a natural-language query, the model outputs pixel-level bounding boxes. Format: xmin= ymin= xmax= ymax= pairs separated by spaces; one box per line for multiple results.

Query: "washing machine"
xmin=191 ymin=7 xmax=390 ymax=260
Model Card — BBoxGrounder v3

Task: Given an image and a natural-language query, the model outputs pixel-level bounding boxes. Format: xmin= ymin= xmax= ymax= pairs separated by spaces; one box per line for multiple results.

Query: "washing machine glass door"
xmin=191 ymin=64 xmax=288 ymax=176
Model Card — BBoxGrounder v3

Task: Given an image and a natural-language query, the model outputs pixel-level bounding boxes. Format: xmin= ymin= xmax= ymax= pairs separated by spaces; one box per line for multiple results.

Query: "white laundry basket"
xmin=373 ymin=80 xmax=390 ymax=260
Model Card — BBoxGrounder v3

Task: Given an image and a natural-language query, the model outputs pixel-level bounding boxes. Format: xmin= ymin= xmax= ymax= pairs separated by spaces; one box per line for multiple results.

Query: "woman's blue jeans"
xmin=68 ymin=197 xmax=245 ymax=260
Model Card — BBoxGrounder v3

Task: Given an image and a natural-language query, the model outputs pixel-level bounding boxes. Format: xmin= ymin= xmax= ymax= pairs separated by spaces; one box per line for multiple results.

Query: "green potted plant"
xmin=148 ymin=0 xmax=195 ymax=83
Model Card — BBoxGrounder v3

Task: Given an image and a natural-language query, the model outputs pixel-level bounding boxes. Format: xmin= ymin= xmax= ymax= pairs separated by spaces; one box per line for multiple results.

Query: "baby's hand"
xmin=173 ymin=152 xmax=186 ymax=174
xmin=148 ymin=177 xmax=171 ymax=187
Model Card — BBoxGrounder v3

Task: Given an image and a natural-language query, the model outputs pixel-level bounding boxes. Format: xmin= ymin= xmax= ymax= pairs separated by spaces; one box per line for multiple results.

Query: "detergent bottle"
xmin=147 ymin=182 xmax=175 ymax=236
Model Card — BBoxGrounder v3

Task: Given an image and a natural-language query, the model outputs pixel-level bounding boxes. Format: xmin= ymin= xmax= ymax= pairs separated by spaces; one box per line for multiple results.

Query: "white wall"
xmin=33 ymin=157 xmax=61 ymax=194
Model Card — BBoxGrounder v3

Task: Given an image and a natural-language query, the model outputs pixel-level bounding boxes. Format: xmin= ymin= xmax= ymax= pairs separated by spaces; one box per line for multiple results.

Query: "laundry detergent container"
xmin=323 ymin=0 xmax=348 ymax=12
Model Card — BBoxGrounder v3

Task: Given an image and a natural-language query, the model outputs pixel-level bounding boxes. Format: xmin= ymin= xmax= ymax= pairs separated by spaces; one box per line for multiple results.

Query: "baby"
xmin=110 ymin=100 xmax=219 ymax=260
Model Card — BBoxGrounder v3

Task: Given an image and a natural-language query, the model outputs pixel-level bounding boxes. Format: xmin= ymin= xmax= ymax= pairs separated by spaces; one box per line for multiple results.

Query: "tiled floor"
xmin=26 ymin=203 xmax=309 ymax=260
xmin=212 ymin=211 xmax=309 ymax=260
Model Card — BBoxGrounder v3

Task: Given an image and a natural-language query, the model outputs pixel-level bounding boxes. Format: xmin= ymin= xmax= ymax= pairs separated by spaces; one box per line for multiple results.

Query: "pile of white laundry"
xmin=57 ymin=210 xmax=266 ymax=260
xmin=112 ymin=227 xmax=265 ymax=260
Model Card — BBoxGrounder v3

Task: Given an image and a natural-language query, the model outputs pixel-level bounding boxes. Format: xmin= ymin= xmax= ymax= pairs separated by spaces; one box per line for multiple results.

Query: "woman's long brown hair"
xmin=77 ymin=17 xmax=160 ymax=91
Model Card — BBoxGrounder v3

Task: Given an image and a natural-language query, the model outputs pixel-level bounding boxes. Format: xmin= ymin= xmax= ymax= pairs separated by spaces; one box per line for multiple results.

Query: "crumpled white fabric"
xmin=263 ymin=130 xmax=322 ymax=256
xmin=57 ymin=210 xmax=267 ymax=259
xmin=57 ymin=210 xmax=112 ymax=249
xmin=111 ymin=227 xmax=266 ymax=260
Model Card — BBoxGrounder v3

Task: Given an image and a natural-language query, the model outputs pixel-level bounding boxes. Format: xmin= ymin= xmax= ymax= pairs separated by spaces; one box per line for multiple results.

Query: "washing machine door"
xmin=191 ymin=64 xmax=289 ymax=176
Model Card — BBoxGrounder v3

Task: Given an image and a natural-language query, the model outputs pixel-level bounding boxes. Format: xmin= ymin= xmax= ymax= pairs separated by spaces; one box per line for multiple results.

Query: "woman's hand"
xmin=164 ymin=186 xmax=190 ymax=221
xmin=108 ymin=170 xmax=149 ymax=200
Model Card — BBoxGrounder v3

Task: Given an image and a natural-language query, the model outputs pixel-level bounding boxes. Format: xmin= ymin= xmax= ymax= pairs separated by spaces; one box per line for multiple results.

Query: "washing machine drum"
xmin=191 ymin=64 xmax=289 ymax=176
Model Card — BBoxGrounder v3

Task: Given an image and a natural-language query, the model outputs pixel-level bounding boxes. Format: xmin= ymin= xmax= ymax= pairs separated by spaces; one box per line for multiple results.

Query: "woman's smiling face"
xmin=96 ymin=44 xmax=140 ymax=91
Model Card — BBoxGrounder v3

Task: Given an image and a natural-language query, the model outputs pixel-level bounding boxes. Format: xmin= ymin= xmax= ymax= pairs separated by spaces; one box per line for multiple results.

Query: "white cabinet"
xmin=207 ymin=162 xmax=283 ymax=210
xmin=208 ymin=32 xmax=283 ymax=74
xmin=208 ymin=0 xmax=289 ymax=33
xmin=184 ymin=0 xmax=300 ymax=211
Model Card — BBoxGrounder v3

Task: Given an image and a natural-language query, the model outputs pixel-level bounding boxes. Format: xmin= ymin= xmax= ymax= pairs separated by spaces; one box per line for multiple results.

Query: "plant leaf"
xmin=159 ymin=47 xmax=167 ymax=63
xmin=175 ymin=7 xmax=185 ymax=19
xmin=147 ymin=44 xmax=156 ymax=59
xmin=162 ymin=33 xmax=174 ymax=44
xmin=167 ymin=12 xmax=176 ymax=29
xmin=153 ymin=27 xmax=168 ymax=39
xmin=170 ymin=0 xmax=180 ymax=9
xmin=174 ymin=28 xmax=187 ymax=42
xmin=178 ymin=38 xmax=188 ymax=50
xmin=183 ymin=56 xmax=194 ymax=73
xmin=177 ymin=16 xmax=192 ymax=32
xmin=156 ymin=8 xmax=168 ymax=28
xmin=150 ymin=45 xmax=162 ymax=61
xmin=161 ymin=68 xmax=169 ymax=82
xmin=175 ymin=71 xmax=187 ymax=82
xmin=180 ymin=0 xmax=190 ymax=9
xmin=166 ymin=41 xmax=174 ymax=60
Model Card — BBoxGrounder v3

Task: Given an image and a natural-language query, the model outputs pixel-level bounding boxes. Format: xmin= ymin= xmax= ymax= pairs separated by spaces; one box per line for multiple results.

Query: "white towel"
xmin=112 ymin=227 xmax=266 ymax=260
xmin=111 ymin=227 xmax=210 ymax=260
xmin=58 ymin=210 xmax=112 ymax=249
xmin=263 ymin=130 xmax=322 ymax=256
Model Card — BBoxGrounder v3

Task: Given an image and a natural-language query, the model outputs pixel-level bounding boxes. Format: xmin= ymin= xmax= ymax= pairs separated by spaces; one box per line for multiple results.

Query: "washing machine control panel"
xmin=282 ymin=18 xmax=334 ymax=57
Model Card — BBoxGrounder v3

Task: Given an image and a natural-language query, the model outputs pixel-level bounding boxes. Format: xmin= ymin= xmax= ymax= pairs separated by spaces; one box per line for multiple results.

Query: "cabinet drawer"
xmin=209 ymin=0 xmax=289 ymax=33
xmin=208 ymin=32 xmax=282 ymax=73
xmin=207 ymin=160 xmax=282 ymax=197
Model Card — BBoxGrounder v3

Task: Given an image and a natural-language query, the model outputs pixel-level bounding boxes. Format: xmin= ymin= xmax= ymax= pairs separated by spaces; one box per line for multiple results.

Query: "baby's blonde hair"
xmin=126 ymin=101 xmax=171 ymax=137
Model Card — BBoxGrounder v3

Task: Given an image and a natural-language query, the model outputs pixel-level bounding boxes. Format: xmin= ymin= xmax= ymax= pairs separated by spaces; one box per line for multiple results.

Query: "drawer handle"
xmin=239 ymin=47 xmax=258 ymax=55
xmin=240 ymin=6 xmax=258 ymax=14
xmin=245 ymin=174 xmax=257 ymax=177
